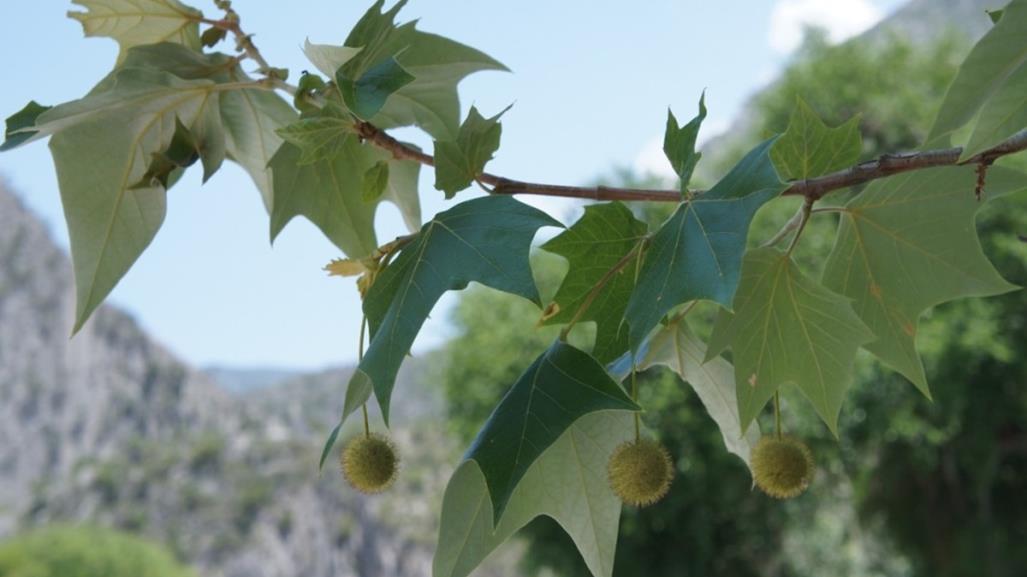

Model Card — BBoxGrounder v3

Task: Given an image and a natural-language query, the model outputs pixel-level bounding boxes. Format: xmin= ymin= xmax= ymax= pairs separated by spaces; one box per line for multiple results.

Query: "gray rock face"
xmin=0 ymin=183 xmax=513 ymax=577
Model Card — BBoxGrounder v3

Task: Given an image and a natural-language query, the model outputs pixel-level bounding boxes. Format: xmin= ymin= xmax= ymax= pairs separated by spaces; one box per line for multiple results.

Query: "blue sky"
xmin=0 ymin=0 xmax=902 ymax=370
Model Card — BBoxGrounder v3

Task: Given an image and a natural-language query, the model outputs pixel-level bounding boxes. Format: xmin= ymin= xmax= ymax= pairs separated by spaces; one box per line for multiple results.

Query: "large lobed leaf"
xmin=625 ymin=138 xmax=786 ymax=350
xmin=268 ymin=135 xmax=422 ymax=258
xmin=707 ymin=248 xmax=874 ymax=435
xmin=465 ymin=340 xmax=638 ymax=524
xmin=339 ymin=196 xmax=562 ymax=427
xmin=313 ymin=0 xmax=508 ymax=140
xmin=928 ymin=0 xmax=1027 ymax=156
xmin=637 ymin=320 xmax=760 ymax=469
xmin=1 ymin=44 xmax=296 ymax=332
xmin=770 ymin=96 xmax=862 ymax=180
xmin=822 ymin=166 xmax=1025 ymax=395
xmin=69 ymin=0 xmax=204 ymax=64
xmin=540 ymin=202 xmax=648 ymax=364
xmin=435 ymin=412 xmax=633 ymax=577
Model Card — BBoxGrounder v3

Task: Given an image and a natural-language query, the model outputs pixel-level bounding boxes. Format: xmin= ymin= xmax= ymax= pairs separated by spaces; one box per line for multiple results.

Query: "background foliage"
xmin=434 ymin=29 xmax=1027 ymax=577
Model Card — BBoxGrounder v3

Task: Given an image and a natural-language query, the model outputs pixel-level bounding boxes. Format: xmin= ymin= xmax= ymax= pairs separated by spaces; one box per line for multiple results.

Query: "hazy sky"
xmin=0 ymin=0 xmax=901 ymax=370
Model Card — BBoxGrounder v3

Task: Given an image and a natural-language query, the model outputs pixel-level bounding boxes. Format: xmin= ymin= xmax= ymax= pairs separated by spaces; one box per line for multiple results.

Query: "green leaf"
xmin=303 ymin=39 xmax=362 ymax=78
xmin=68 ymin=0 xmax=203 ymax=64
xmin=466 ymin=340 xmax=638 ymax=523
xmin=338 ymin=56 xmax=415 ymax=120
xmin=636 ymin=320 xmax=759 ymax=469
xmin=362 ymin=161 xmax=390 ymax=202
xmin=770 ymin=97 xmax=862 ymax=180
xmin=928 ymin=0 xmax=1027 ymax=150
xmin=625 ymin=138 xmax=786 ymax=350
xmin=539 ymin=202 xmax=647 ymax=363
xmin=318 ymin=421 xmax=343 ymax=471
xmin=29 ymin=65 xmax=229 ymax=333
xmin=988 ymin=8 xmax=1005 ymax=24
xmin=130 ymin=116 xmax=207 ymax=189
xmin=663 ymin=92 xmax=706 ymax=190
xmin=821 ymin=166 xmax=1024 ymax=395
xmin=336 ymin=0 xmax=508 ymax=139
xmin=269 ymin=135 xmax=422 ymax=258
xmin=706 ymin=248 xmax=873 ymax=435
xmin=433 ymin=105 xmax=510 ymax=198
xmin=1 ymin=101 xmax=52 ymax=152
xmin=340 ymin=196 xmax=561 ymax=428
xmin=275 ymin=102 xmax=355 ymax=165
xmin=435 ymin=412 xmax=632 ymax=577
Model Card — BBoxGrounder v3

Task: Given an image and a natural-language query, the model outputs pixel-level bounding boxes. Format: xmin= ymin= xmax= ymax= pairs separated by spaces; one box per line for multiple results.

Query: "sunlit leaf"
xmin=821 ymin=166 xmax=1025 ymax=395
xmin=770 ymin=96 xmax=862 ymax=180
xmin=68 ymin=0 xmax=203 ymax=64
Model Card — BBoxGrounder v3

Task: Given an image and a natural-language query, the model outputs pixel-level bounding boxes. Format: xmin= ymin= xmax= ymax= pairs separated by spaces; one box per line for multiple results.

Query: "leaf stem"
xmin=358 ymin=315 xmax=370 ymax=438
xmin=785 ymin=197 xmax=813 ymax=257
xmin=559 ymin=238 xmax=647 ymax=341
xmin=774 ymin=391 xmax=782 ymax=439
xmin=631 ymin=368 xmax=640 ymax=442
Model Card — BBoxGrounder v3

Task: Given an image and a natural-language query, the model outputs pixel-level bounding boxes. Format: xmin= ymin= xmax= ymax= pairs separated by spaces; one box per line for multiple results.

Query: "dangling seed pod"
xmin=751 ymin=436 xmax=814 ymax=499
xmin=607 ymin=438 xmax=674 ymax=507
xmin=340 ymin=433 xmax=399 ymax=494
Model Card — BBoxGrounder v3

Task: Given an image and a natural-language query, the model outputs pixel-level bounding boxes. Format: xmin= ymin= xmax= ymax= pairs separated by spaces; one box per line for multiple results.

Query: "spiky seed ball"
xmin=340 ymin=433 xmax=399 ymax=494
xmin=751 ymin=436 xmax=814 ymax=499
xmin=607 ymin=438 xmax=674 ymax=507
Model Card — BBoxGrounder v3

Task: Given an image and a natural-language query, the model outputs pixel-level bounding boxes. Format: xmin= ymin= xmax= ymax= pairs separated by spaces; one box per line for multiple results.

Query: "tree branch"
xmin=358 ymin=120 xmax=1027 ymax=203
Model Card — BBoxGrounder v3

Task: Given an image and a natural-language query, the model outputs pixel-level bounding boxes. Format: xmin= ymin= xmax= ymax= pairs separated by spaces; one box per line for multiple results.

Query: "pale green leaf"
xmin=465 ymin=340 xmax=638 ymax=522
xmin=770 ymin=97 xmax=862 ymax=180
xmin=275 ymin=102 xmax=354 ymax=165
xmin=626 ymin=138 xmax=786 ymax=350
xmin=335 ymin=0 xmax=508 ymax=140
xmin=302 ymin=39 xmax=362 ymax=78
xmin=637 ymin=320 xmax=759 ymax=469
xmin=68 ymin=0 xmax=203 ymax=64
xmin=929 ymin=0 xmax=1027 ymax=149
xmin=707 ymin=248 xmax=873 ymax=435
xmin=539 ymin=202 xmax=647 ymax=363
xmin=433 ymin=105 xmax=510 ymax=198
xmin=663 ymin=92 xmax=706 ymax=190
xmin=821 ymin=166 xmax=1025 ymax=395
xmin=435 ymin=412 xmax=632 ymax=577
xmin=269 ymin=135 xmax=422 ymax=258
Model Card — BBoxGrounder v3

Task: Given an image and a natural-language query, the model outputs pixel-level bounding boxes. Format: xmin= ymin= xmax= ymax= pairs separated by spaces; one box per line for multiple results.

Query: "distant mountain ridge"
xmin=0 ymin=183 xmax=514 ymax=577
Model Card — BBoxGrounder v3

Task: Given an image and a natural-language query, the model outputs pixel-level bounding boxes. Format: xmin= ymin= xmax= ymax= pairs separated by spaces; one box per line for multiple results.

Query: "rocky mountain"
xmin=0 ymin=183 xmax=515 ymax=577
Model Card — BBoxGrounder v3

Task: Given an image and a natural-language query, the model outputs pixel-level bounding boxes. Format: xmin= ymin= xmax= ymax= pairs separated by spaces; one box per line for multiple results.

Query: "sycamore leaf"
xmin=771 ymin=97 xmax=862 ymax=180
xmin=663 ymin=93 xmax=706 ymax=191
xmin=109 ymin=43 xmax=299 ymax=211
xmin=16 ymin=64 xmax=229 ymax=333
xmin=336 ymin=0 xmax=508 ymax=140
xmin=625 ymin=138 xmax=786 ymax=350
xmin=434 ymin=105 xmax=511 ymax=198
xmin=68 ymin=0 xmax=203 ymax=64
xmin=339 ymin=56 xmax=415 ymax=120
xmin=435 ymin=412 xmax=632 ymax=577
xmin=821 ymin=166 xmax=1024 ymax=395
xmin=302 ymin=39 xmax=362 ymax=78
xmin=275 ymin=102 xmax=355 ymax=165
xmin=465 ymin=340 xmax=638 ymax=523
xmin=269 ymin=135 xmax=422 ymax=258
xmin=706 ymin=248 xmax=873 ymax=435
xmin=928 ymin=0 xmax=1027 ymax=153
xmin=339 ymin=196 xmax=561 ymax=428
xmin=540 ymin=202 xmax=648 ymax=364
xmin=1 ymin=101 xmax=52 ymax=152
xmin=637 ymin=320 xmax=759 ymax=469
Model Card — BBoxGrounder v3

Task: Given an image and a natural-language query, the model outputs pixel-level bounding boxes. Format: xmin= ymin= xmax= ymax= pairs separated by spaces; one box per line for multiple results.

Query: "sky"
xmin=0 ymin=0 xmax=902 ymax=371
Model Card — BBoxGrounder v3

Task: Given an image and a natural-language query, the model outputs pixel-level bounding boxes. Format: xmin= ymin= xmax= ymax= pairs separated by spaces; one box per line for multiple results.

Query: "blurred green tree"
xmin=0 ymin=525 xmax=194 ymax=577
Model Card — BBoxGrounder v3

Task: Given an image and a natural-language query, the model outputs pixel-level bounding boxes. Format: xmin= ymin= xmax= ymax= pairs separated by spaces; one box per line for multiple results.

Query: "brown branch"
xmin=358 ymin=120 xmax=1027 ymax=204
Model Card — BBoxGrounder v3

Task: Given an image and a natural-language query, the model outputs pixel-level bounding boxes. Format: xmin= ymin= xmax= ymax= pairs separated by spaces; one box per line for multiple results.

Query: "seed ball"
xmin=340 ymin=433 xmax=399 ymax=494
xmin=751 ymin=436 xmax=814 ymax=499
xmin=607 ymin=438 xmax=674 ymax=507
